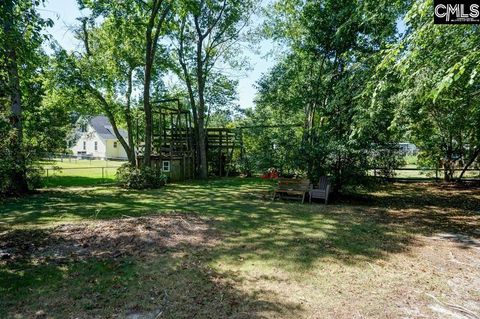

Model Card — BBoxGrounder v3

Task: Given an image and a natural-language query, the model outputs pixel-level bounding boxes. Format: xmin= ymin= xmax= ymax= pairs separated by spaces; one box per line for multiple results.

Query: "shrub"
xmin=27 ymin=166 xmax=45 ymax=190
xmin=116 ymin=164 xmax=167 ymax=189
xmin=369 ymin=145 xmax=405 ymax=179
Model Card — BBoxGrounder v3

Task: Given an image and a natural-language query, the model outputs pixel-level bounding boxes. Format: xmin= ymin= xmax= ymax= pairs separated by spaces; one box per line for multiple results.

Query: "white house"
xmin=70 ymin=115 xmax=129 ymax=160
xmin=398 ymin=142 xmax=418 ymax=155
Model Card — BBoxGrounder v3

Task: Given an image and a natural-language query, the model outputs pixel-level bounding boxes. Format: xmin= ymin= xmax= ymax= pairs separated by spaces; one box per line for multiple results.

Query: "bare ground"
xmin=1 ymin=213 xmax=218 ymax=265
xmin=233 ymin=233 xmax=480 ymax=319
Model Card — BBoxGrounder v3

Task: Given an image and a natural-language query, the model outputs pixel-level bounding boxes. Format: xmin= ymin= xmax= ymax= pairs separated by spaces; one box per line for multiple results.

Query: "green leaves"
xmin=371 ymin=0 xmax=480 ymax=180
xmin=251 ymin=0 xmax=408 ymax=187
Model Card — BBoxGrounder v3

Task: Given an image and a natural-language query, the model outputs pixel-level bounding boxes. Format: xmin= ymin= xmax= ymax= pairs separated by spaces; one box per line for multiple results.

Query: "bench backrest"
xmin=317 ymin=176 xmax=330 ymax=191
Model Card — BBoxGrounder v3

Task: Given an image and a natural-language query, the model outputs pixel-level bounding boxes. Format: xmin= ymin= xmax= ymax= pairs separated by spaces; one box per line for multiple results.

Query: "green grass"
xmin=40 ymin=158 xmax=126 ymax=169
xmin=39 ymin=159 xmax=126 ymax=187
xmin=1 ymin=179 xmax=479 ymax=318
xmin=368 ymin=154 xmax=480 ymax=179
xmin=404 ymin=154 xmax=418 ymax=166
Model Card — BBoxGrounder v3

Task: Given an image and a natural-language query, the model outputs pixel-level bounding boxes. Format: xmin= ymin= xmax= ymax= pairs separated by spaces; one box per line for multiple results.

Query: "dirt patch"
xmin=0 ymin=213 xmax=219 ymax=265
xmin=233 ymin=232 xmax=480 ymax=319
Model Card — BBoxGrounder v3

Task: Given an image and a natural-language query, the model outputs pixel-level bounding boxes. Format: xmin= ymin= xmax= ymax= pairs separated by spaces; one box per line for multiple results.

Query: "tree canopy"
xmin=1 ymin=0 xmax=479 ymax=194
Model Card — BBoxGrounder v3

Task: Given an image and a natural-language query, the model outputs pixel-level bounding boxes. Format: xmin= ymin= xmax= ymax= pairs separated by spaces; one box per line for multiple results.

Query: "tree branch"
xmin=85 ymin=84 xmax=132 ymax=157
xmin=80 ymin=17 xmax=92 ymax=56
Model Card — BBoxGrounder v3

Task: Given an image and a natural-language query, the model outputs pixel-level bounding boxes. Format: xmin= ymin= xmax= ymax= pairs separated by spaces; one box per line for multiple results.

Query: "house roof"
xmin=89 ymin=116 xmax=128 ymax=140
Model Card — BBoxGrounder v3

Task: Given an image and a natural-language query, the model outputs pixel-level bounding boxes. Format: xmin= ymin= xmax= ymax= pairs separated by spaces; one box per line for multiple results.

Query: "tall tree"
xmin=259 ymin=0 xmax=407 ymax=189
xmin=142 ymin=0 xmax=172 ymax=166
xmin=0 ymin=0 xmax=52 ymax=194
xmin=57 ymin=0 xmax=172 ymax=166
xmin=174 ymin=0 xmax=254 ymax=179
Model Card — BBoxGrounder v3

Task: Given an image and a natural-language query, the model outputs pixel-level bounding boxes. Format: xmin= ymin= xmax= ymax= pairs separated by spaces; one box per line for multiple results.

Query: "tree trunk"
xmin=143 ymin=0 xmax=169 ymax=167
xmin=443 ymin=159 xmax=455 ymax=182
xmin=458 ymin=147 xmax=480 ymax=180
xmin=125 ymin=67 xmax=136 ymax=166
xmin=87 ymin=85 xmax=133 ymax=164
xmin=143 ymin=25 xmax=154 ymax=167
xmin=197 ymin=113 xmax=208 ymax=179
xmin=4 ymin=0 xmax=28 ymax=193
xmin=196 ymin=37 xmax=208 ymax=179
xmin=178 ymin=18 xmax=201 ymax=177
xmin=7 ymin=48 xmax=29 ymax=193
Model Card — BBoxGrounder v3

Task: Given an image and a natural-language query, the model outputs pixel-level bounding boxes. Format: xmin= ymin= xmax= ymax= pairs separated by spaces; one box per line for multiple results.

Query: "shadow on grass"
xmin=337 ymin=183 xmax=480 ymax=237
xmin=1 ymin=179 xmax=479 ymax=267
xmin=0 ymin=216 xmax=298 ymax=318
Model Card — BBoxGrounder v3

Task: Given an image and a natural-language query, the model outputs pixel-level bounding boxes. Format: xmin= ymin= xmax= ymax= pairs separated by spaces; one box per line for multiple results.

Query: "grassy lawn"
xmin=1 ymin=179 xmax=479 ymax=318
xmin=41 ymin=158 xmax=126 ymax=169
xmin=404 ymin=154 xmax=418 ymax=166
xmin=39 ymin=159 xmax=126 ymax=187
xmin=398 ymin=155 xmax=480 ymax=180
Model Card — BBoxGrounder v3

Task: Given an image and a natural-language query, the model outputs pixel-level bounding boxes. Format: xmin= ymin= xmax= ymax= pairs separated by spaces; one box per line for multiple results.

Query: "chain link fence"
xmin=40 ymin=154 xmax=127 ymax=187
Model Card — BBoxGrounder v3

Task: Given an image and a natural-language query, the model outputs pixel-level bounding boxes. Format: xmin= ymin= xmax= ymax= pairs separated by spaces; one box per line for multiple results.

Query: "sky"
xmin=38 ymin=0 xmax=276 ymax=109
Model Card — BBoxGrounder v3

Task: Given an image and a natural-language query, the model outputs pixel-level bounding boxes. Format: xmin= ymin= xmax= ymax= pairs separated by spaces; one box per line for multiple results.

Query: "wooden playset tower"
xmin=136 ymin=99 xmax=238 ymax=181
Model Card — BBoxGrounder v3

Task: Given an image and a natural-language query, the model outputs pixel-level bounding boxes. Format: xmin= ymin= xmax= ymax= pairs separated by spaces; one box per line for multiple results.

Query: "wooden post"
xmin=183 ymin=154 xmax=186 ymax=180
xmin=239 ymin=129 xmax=244 ymax=161
xmin=163 ymin=112 xmax=167 ymax=154
xmin=219 ymin=130 xmax=222 ymax=177
xmin=170 ymin=113 xmax=174 ymax=159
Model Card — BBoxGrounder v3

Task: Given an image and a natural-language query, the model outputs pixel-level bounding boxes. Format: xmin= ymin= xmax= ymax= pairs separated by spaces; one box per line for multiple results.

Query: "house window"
xmin=162 ymin=161 xmax=171 ymax=172
xmin=113 ymin=141 xmax=118 ymax=148
xmin=94 ymin=141 xmax=98 ymax=151
xmin=83 ymin=141 xmax=86 ymax=151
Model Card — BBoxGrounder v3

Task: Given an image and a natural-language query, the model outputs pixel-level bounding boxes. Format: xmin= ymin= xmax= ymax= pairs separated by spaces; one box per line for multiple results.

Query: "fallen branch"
xmin=366 ymin=261 xmax=377 ymax=272
xmin=154 ymin=289 xmax=169 ymax=319
xmin=426 ymin=293 xmax=480 ymax=319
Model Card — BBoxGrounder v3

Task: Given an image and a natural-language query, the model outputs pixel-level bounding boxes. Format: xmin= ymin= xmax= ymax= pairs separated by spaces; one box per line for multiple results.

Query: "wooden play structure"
xmin=136 ymin=99 xmax=239 ymax=181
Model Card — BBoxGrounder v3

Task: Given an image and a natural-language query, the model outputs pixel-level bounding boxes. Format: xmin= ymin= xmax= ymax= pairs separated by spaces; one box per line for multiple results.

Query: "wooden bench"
xmin=309 ymin=176 xmax=331 ymax=205
xmin=272 ymin=178 xmax=310 ymax=204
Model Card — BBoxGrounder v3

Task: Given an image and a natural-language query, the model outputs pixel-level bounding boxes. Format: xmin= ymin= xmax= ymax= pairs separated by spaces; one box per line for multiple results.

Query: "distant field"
xmin=370 ymin=168 xmax=480 ymax=180
xmin=394 ymin=155 xmax=480 ymax=180
xmin=39 ymin=158 xmax=127 ymax=187
xmin=40 ymin=158 xmax=126 ymax=169
xmin=404 ymin=154 xmax=418 ymax=166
